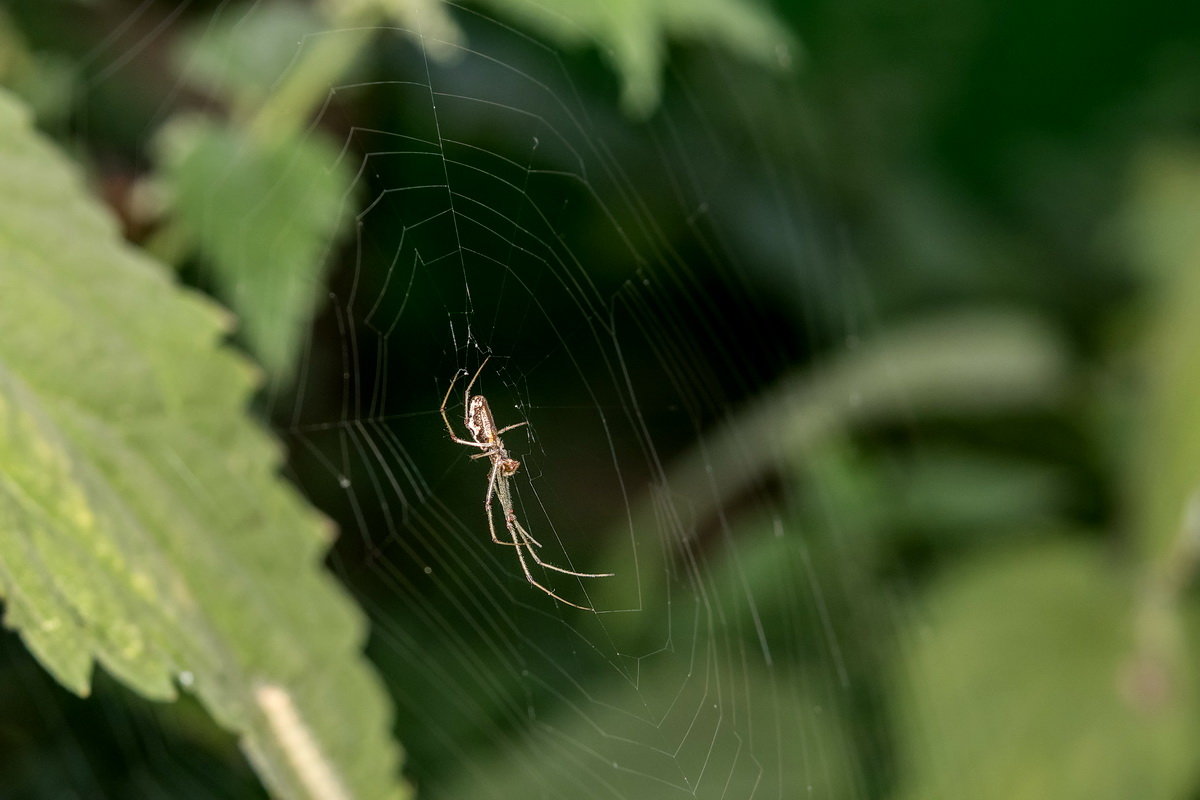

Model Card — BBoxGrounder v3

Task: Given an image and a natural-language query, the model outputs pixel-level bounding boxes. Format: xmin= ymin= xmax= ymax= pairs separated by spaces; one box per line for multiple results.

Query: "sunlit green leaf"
xmin=157 ymin=115 xmax=355 ymax=387
xmin=0 ymin=89 xmax=406 ymax=800
xmin=892 ymin=542 xmax=1198 ymax=800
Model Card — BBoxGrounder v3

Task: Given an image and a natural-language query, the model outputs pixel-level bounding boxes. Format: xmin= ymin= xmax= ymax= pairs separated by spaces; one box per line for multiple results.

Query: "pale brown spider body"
xmin=440 ymin=359 xmax=613 ymax=610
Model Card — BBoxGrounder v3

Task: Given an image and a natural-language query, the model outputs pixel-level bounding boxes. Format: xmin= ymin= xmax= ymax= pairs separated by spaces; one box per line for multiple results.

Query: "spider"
xmin=440 ymin=358 xmax=613 ymax=611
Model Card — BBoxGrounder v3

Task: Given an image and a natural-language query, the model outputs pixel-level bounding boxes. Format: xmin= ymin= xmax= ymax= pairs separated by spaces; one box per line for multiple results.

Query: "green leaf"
xmin=475 ymin=0 xmax=797 ymax=115
xmin=157 ymin=116 xmax=355 ymax=387
xmin=174 ymin=2 xmax=328 ymax=117
xmin=892 ymin=542 xmax=1198 ymax=800
xmin=319 ymin=0 xmax=464 ymax=61
xmin=0 ymin=9 xmax=74 ymax=128
xmin=1124 ymin=148 xmax=1200 ymax=567
xmin=175 ymin=3 xmax=370 ymax=141
xmin=321 ymin=0 xmax=796 ymax=116
xmin=0 ymin=89 xmax=407 ymax=800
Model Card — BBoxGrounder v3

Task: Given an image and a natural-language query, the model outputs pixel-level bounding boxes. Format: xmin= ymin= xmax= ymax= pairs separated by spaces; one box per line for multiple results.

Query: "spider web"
xmin=7 ymin=3 xmax=887 ymax=798
xmin=276 ymin=12 xmax=873 ymax=798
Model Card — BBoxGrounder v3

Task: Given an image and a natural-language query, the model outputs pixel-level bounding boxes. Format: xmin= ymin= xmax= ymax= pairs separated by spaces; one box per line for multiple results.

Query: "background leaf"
xmin=157 ymin=115 xmax=356 ymax=388
xmin=319 ymin=0 xmax=796 ymax=116
xmin=592 ymin=309 xmax=1068 ymax=631
xmin=1124 ymin=148 xmax=1200 ymax=565
xmin=173 ymin=2 xmax=328 ymax=118
xmin=473 ymin=0 xmax=796 ymax=115
xmin=891 ymin=542 xmax=1199 ymax=800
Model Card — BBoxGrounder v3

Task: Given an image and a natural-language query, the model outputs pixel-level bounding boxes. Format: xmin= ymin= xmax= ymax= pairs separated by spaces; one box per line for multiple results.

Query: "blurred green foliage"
xmin=2 ymin=0 xmax=1200 ymax=798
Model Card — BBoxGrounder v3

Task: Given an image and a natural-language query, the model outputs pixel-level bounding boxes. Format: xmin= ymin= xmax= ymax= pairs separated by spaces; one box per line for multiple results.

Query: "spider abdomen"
xmin=466 ymin=395 xmax=497 ymax=441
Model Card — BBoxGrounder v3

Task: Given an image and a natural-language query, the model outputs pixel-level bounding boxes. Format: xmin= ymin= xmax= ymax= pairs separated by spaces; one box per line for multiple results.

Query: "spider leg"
xmin=513 ymin=517 xmax=614 ymax=578
xmin=500 ymin=491 xmax=610 ymax=608
xmin=441 ymin=368 xmax=490 ymax=447
xmin=509 ymin=531 xmax=598 ymax=612
xmin=506 ymin=511 xmax=542 ymax=548
xmin=463 ymin=357 xmax=490 ymax=398
xmin=463 ymin=357 xmax=490 ymax=429
xmin=494 ymin=421 xmax=528 ymax=437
